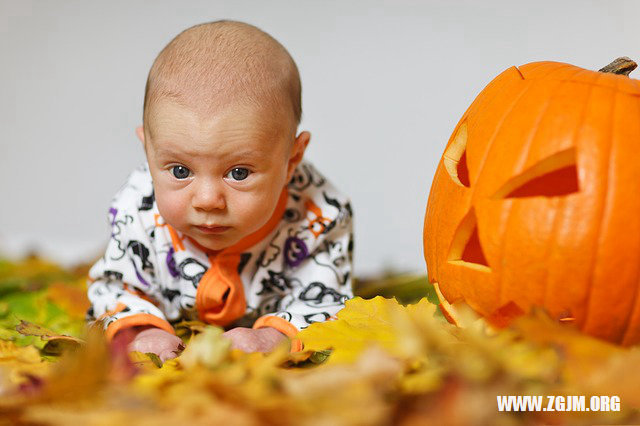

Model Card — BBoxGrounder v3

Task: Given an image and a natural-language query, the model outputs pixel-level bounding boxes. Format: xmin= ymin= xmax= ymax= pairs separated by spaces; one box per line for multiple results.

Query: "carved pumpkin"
xmin=424 ymin=58 xmax=640 ymax=345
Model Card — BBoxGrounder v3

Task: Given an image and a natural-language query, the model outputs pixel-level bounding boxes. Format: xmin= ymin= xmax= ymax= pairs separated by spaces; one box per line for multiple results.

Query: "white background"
xmin=1 ymin=0 xmax=639 ymax=275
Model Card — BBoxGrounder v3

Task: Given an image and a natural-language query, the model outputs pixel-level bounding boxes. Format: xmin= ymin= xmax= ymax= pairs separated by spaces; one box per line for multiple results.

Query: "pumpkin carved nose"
xmin=447 ymin=208 xmax=490 ymax=271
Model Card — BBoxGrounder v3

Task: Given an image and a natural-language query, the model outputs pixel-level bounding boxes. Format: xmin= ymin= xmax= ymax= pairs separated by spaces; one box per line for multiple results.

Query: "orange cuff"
xmin=104 ymin=313 xmax=175 ymax=342
xmin=253 ymin=315 xmax=303 ymax=352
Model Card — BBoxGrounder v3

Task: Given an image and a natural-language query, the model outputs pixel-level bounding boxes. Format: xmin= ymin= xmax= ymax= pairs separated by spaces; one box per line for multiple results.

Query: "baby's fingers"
xmin=157 ymin=347 xmax=182 ymax=362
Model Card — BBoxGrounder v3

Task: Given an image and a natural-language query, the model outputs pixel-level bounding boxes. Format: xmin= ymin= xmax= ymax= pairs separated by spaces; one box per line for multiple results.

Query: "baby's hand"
xmin=125 ymin=326 xmax=185 ymax=362
xmin=222 ymin=327 xmax=287 ymax=353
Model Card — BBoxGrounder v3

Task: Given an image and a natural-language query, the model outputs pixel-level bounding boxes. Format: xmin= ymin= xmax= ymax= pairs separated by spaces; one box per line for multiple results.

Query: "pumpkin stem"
xmin=598 ymin=57 xmax=637 ymax=76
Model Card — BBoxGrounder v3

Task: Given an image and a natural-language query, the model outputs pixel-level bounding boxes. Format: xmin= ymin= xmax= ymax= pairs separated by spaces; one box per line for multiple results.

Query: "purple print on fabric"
xmin=109 ymin=207 xmax=118 ymax=225
xmin=284 ymin=237 xmax=308 ymax=267
xmin=135 ymin=270 xmax=150 ymax=287
xmin=129 ymin=259 xmax=150 ymax=287
xmin=166 ymin=247 xmax=179 ymax=278
xmin=109 ymin=207 xmax=118 ymax=236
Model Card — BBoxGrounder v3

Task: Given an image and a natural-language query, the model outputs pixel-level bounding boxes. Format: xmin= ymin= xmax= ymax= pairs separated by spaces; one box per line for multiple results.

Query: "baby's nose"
xmin=192 ymin=180 xmax=226 ymax=211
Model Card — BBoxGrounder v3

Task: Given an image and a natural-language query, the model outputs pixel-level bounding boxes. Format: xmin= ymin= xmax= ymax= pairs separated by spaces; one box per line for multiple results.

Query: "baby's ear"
xmin=135 ymin=126 xmax=145 ymax=144
xmin=286 ymin=131 xmax=311 ymax=181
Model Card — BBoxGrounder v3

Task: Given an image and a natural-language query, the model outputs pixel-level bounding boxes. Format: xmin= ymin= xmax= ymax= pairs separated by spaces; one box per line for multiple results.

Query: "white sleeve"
xmin=86 ymin=178 xmax=172 ymax=336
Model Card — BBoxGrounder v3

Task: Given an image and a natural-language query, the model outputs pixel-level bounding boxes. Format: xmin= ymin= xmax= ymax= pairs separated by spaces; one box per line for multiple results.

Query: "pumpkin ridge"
xmin=509 ymin=78 xmax=569 ymax=189
xmin=565 ymin=77 xmax=640 ymax=95
xmin=517 ymin=61 xmax=547 ymax=76
xmin=424 ymin=166 xmax=443 ymax=282
xmin=487 ymin=79 xmax=567 ymax=307
xmin=593 ymin=89 xmax=640 ymax=344
xmin=496 ymin=80 xmax=568 ymax=308
xmin=628 ymin=74 xmax=640 ymax=94
xmin=541 ymin=78 xmax=598 ymax=314
xmin=620 ymin=247 xmax=640 ymax=344
xmin=542 ymin=69 xmax=604 ymax=327
xmin=464 ymin=67 xmax=526 ymax=150
xmin=471 ymin=83 xmax=537 ymax=308
xmin=620 ymin=97 xmax=640 ymax=345
xmin=497 ymin=72 xmax=591 ymax=308
xmin=613 ymin=69 xmax=640 ymax=95
xmin=521 ymin=62 xmax=640 ymax=95
xmin=540 ymin=192 xmax=563 ymax=312
xmin=495 ymin=68 xmax=589 ymax=199
xmin=518 ymin=62 xmax=564 ymax=79
xmin=472 ymin=81 xmax=535 ymax=201
xmin=621 ymin=257 xmax=640 ymax=345
xmin=581 ymin=76 xmax=618 ymax=339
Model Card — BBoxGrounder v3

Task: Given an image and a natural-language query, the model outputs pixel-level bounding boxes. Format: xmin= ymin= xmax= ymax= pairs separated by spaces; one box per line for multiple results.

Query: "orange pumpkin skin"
xmin=424 ymin=61 xmax=640 ymax=345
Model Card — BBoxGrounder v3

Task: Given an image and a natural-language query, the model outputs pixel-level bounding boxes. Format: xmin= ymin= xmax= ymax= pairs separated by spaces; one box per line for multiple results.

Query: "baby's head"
xmin=136 ymin=20 xmax=309 ymax=252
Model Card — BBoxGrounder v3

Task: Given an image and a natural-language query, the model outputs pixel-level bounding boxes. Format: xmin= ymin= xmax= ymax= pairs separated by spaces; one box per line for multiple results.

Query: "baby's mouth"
xmin=195 ymin=224 xmax=231 ymax=234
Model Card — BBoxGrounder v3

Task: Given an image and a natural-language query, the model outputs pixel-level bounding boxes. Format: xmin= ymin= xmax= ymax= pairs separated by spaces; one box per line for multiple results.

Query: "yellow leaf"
xmin=0 ymin=340 xmax=51 ymax=388
xmin=299 ymin=297 xmax=437 ymax=364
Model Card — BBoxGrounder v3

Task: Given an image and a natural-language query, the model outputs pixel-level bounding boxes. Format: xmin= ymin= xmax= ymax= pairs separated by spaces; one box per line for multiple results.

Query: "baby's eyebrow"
xmin=153 ymin=144 xmax=268 ymax=162
xmin=222 ymin=149 xmax=266 ymax=161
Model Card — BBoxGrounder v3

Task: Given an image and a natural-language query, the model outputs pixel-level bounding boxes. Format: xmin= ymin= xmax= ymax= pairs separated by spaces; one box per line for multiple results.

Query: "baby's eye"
xmin=226 ymin=167 xmax=251 ymax=181
xmin=171 ymin=166 xmax=191 ymax=179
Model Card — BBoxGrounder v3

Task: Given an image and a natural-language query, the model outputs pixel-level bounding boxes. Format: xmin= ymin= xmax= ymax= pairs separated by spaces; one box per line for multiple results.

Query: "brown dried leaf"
xmin=14 ymin=320 xmax=83 ymax=355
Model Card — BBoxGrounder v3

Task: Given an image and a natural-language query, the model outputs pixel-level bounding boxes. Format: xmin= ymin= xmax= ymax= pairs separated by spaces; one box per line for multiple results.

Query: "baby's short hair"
xmin=143 ymin=20 xmax=302 ymax=131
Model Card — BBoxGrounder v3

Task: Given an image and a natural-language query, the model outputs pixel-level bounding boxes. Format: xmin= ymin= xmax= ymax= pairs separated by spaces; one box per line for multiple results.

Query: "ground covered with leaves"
xmin=0 ymin=257 xmax=639 ymax=425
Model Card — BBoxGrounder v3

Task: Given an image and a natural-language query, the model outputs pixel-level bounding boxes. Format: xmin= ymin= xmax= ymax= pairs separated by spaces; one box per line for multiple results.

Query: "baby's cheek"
xmin=156 ymin=190 xmax=190 ymax=230
xmin=234 ymin=192 xmax=277 ymax=232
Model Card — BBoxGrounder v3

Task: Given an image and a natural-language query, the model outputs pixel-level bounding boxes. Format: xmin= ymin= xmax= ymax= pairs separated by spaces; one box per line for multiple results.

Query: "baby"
xmin=86 ymin=21 xmax=353 ymax=361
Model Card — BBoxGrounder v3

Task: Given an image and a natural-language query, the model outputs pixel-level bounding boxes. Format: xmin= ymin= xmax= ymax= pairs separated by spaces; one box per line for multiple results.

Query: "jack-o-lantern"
xmin=424 ymin=57 xmax=640 ymax=345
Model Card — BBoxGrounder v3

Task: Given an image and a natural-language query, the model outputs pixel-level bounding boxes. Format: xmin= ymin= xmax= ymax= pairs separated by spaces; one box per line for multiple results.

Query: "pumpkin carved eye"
xmin=493 ymin=147 xmax=579 ymax=198
xmin=443 ymin=122 xmax=470 ymax=187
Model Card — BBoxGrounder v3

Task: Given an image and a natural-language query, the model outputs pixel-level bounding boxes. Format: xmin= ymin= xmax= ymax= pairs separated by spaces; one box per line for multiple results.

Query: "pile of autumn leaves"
xmin=0 ymin=258 xmax=639 ymax=425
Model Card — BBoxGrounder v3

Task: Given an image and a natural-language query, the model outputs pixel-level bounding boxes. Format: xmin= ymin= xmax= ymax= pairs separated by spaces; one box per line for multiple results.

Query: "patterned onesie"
xmin=87 ymin=160 xmax=354 ymax=350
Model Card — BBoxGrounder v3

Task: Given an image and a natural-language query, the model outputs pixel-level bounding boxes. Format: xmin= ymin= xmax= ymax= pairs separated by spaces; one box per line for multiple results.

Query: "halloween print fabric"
xmin=87 ymin=161 xmax=354 ymax=337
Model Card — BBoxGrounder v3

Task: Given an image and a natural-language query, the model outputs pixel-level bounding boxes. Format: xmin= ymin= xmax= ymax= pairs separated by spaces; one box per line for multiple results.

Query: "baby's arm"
xmin=88 ymin=185 xmax=180 ymax=360
xmin=251 ymin=199 xmax=354 ymax=349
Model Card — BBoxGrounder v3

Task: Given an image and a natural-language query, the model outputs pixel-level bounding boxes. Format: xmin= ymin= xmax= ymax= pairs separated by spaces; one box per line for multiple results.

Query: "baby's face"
xmin=144 ymin=100 xmax=299 ymax=252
